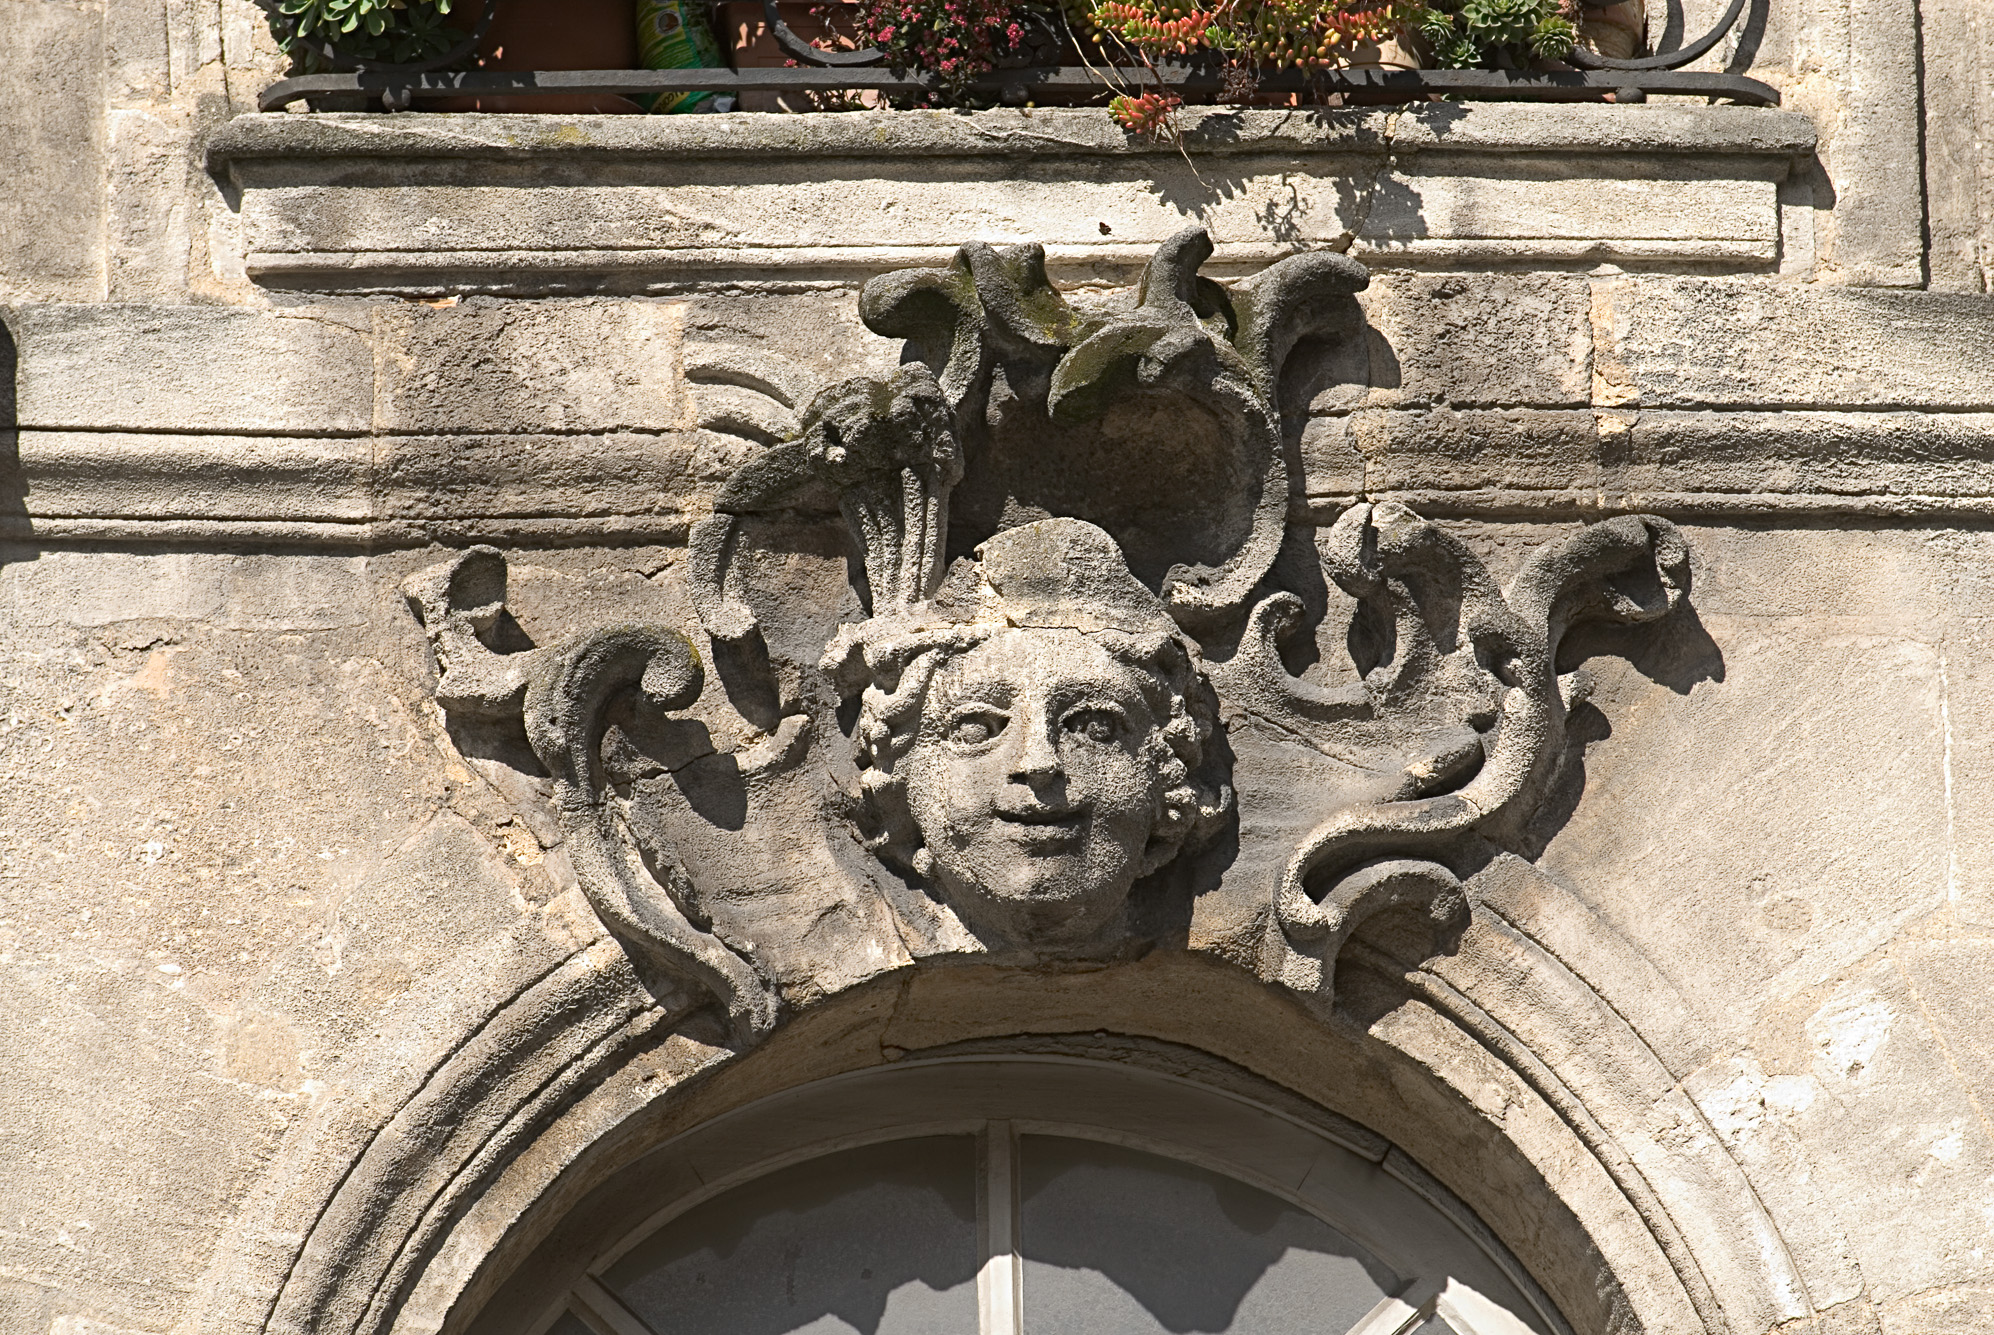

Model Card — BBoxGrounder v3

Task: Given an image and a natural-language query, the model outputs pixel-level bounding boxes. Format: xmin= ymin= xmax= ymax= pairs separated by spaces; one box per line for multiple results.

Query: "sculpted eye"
xmin=1064 ymin=707 xmax=1125 ymax=744
xmin=947 ymin=709 xmax=1008 ymax=746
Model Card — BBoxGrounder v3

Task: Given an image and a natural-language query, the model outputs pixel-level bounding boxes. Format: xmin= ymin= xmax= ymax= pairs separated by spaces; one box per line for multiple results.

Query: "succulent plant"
xmin=264 ymin=0 xmax=461 ymax=71
xmin=1415 ymin=0 xmax=1576 ymax=68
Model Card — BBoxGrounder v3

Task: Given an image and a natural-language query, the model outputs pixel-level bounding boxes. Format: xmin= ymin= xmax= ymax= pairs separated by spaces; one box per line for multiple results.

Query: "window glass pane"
xmin=602 ymin=1136 xmax=978 ymax=1335
xmin=1019 ymin=1135 xmax=1398 ymax=1335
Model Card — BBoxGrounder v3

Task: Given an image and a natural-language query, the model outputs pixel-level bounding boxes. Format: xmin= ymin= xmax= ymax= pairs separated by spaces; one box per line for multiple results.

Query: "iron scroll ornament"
xmin=253 ymin=0 xmax=1774 ymax=108
xmin=759 ymin=0 xmax=1750 ymax=73
xmin=1566 ymin=0 xmax=1750 ymax=72
xmin=406 ymin=228 xmax=1699 ymax=1046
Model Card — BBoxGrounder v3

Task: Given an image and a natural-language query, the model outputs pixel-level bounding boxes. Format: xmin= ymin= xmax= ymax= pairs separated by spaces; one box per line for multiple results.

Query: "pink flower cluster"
xmin=846 ymin=0 xmax=1031 ymax=99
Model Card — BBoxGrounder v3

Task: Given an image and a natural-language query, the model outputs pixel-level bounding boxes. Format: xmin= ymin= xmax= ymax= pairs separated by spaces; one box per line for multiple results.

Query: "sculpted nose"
xmin=1009 ymin=718 xmax=1062 ymax=782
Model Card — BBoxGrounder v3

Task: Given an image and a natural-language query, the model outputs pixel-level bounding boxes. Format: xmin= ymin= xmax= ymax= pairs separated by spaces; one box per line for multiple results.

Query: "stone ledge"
xmin=205 ymin=104 xmax=1815 ymax=164
xmin=11 ymin=409 xmax=1994 ymax=552
xmin=1299 ymin=408 xmax=1994 ymax=516
xmin=203 ymin=104 xmax=1817 ymax=292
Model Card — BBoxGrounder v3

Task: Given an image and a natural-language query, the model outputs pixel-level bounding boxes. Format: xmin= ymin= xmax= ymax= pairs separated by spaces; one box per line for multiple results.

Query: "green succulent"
xmin=1417 ymin=0 xmax=1576 ymax=67
xmin=267 ymin=0 xmax=461 ymax=70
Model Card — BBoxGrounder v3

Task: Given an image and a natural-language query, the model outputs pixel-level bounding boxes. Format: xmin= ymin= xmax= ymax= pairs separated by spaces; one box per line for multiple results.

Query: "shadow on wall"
xmin=0 ymin=318 xmax=25 ymax=540
xmin=1141 ymin=103 xmax=1468 ymax=250
xmin=1514 ymin=603 xmax=1727 ymax=860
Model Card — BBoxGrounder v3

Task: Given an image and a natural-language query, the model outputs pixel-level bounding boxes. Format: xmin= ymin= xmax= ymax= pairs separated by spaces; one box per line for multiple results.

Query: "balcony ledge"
xmin=205 ymin=103 xmax=1818 ymax=293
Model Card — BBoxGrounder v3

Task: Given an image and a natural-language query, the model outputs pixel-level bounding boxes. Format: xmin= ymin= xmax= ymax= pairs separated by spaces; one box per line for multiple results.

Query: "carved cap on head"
xmin=941 ymin=518 xmax=1180 ymax=640
xmin=821 ymin=518 xmax=1184 ymax=698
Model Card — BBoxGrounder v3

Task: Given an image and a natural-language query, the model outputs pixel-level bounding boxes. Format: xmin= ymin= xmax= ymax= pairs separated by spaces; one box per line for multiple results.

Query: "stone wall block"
xmin=0 ymin=0 xmax=107 ymax=303
xmin=8 ymin=304 xmax=374 ymax=434
xmin=1617 ymin=412 xmax=1994 ymax=500
xmin=1351 ymin=273 xmax=1594 ymax=410
xmin=1357 ymin=155 xmax=1783 ymax=269
xmin=1294 ymin=415 xmax=1364 ymax=499
xmin=376 ymin=432 xmax=704 ymax=520
xmin=1755 ymin=0 xmax=1924 ymax=286
xmin=206 ymin=108 xmax=1812 ymax=293
xmin=1760 ymin=963 xmax=1994 ymax=1307
xmin=373 ymin=300 xmax=687 ymax=434
xmin=1346 ymin=408 xmax=1602 ymax=497
xmin=105 ymin=0 xmax=170 ymax=102
xmin=219 ymin=0 xmax=291 ymax=111
xmin=16 ymin=432 xmax=371 ymax=521
xmin=1922 ymin=0 xmax=1994 ymax=293
xmin=0 ymin=549 xmax=227 ymax=627
xmin=1907 ymin=545 xmax=1994 ymax=926
xmin=1819 ymin=0 xmax=1924 ymax=286
xmin=1539 ymin=527 xmax=1952 ymax=1037
xmin=106 ymin=109 xmax=195 ymax=301
xmin=1589 ymin=278 xmax=1994 ymax=410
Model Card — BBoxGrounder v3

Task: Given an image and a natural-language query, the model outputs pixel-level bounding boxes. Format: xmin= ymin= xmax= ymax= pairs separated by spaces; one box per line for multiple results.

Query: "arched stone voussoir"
xmin=191 ymin=889 xmax=703 ymax=1335
xmin=237 ymin=948 xmax=1790 ymax=1335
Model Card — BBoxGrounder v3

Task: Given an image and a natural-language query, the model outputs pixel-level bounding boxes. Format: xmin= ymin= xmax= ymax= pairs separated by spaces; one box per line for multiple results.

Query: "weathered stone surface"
xmin=1538 ymin=524 xmax=1951 ymax=1038
xmin=1345 ymin=272 xmax=1596 ymax=409
xmin=1343 ymin=407 xmax=1602 ymax=495
xmin=17 ymin=432 xmax=372 ymax=520
xmin=371 ymin=299 xmax=687 ymax=434
xmin=0 ymin=0 xmax=106 ymax=303
xmin=0 ymin=547 xmax=544 ymax=1331
xmin=204 ymin=106 xmax=1811 ymax=291
xmin=377 ymin=431 xmax=720 ymax=519
xmin=1616 ymin=411 xmax=1994 ymax=501
xmin=1790 ymin=0 xmax=1925 ymax=287
xmin=1922 ymin=0 xmax=1994 ymax=293
xmin=7 ymin=304 xmax=374 ymax=433
xmin=11 ymin=9 xmax=1994 ymax=1332
xmin=1590 ymin=278 xmax=1994 ymax=410
xmin=1359 ymin=156 xmax=1784 ymax=267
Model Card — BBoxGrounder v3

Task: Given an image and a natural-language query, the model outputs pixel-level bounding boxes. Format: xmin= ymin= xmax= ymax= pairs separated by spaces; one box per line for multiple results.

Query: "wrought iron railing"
xmin=255 ymin=0 xmax=1774 ymax=111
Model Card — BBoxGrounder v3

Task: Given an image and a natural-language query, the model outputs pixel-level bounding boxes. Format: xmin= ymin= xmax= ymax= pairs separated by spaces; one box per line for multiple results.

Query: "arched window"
xmin=468 ymin=1055 xmax=1565 ymax=1335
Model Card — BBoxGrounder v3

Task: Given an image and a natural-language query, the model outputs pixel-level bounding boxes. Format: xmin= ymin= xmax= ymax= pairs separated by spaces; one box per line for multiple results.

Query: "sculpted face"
xmin=900 ymin=629 xmax=1167 ymax=944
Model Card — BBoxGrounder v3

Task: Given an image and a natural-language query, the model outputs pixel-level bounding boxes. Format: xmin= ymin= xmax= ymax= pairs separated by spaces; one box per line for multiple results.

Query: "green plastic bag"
xmin=637 ymin=0 xmax=728 ymax=112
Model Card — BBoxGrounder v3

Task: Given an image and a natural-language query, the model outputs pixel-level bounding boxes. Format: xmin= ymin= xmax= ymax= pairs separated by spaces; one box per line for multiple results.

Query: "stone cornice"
xmin=201 ymin=105 xmax=1818 ymax=292
xmin=204 ymin=104 xmax=1817 ymax=166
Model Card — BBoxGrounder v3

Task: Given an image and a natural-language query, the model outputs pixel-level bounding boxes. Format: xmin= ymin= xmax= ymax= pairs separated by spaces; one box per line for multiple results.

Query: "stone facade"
xmin=3 ymin=1 xmax=1994 ymax=1333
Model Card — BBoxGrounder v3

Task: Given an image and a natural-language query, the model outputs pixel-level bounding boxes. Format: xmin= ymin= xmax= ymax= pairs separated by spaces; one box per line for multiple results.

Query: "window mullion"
xmin=977 ymin=1120 xmax=1023 ymax=1335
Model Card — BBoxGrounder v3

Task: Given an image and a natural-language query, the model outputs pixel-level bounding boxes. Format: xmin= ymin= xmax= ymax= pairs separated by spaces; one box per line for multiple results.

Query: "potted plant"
xmin=265 ymin=0 xmax=465 ymax=68
xmin=1079 ymin=0 xmax=1429 ymax=126
xmin=1573 ymin=0 xmax=1643 ymax=59
xmin=1412 ymin=0 xmax=1576 ymax=67
xmin=266 ymin=0 xmax=730 ymax=112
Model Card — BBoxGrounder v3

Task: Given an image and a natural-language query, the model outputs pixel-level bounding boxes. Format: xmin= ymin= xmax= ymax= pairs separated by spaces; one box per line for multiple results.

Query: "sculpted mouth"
xmin=997 ymin=808 xmax=1086 ymax=827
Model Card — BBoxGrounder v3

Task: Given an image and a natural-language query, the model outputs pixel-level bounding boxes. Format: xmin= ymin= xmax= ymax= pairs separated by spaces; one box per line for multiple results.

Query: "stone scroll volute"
xmin=405 ymin=228 xmax=1694 ymax=1048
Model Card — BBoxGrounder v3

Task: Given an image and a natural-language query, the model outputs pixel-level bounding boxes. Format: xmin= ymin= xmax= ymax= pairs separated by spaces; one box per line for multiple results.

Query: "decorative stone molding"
xmin=203 ymin=105 xmax=1817 ymax=293
xmin=405 ymin=228 xmax=1693 ymax=1048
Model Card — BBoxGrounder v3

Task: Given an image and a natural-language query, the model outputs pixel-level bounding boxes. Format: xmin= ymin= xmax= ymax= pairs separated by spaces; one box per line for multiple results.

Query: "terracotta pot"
xmin=1334 ymin=28 xmax=1426 ymax=71
xmin=1331 ymin=24 xmax=1429 ymax=104
xmin=1578 ymin=0 xmax=1645 ymax=60
xmin=440 ymin=0 xmax=646 ymax=113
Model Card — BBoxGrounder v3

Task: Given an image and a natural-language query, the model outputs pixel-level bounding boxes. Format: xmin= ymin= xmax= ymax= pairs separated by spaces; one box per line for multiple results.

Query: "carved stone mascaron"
xmin=406 ymin=228 xmax=1692 ymax=1045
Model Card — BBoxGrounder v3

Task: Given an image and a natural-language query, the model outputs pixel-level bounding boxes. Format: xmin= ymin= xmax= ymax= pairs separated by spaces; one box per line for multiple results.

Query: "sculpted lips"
xmin=996 ymin=804 xmax=1088 ymax=853
xmin=996 ymin=804 xmax=1086 ymax=826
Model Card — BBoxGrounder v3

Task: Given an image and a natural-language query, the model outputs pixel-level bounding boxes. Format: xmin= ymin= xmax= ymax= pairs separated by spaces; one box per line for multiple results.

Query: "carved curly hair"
xmin=845 ymin=621 xmax=1231 ymax=884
